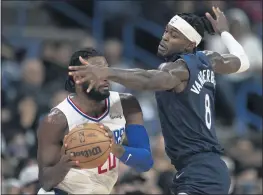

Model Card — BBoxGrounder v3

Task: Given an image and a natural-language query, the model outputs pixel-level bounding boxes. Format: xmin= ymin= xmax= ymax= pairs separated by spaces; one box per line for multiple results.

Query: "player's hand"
xmin=97 ymin=123 xmax=115 ymax=144
xmin=97 ymin=123 xmax=121 ymax=154
xmin=60 ymin=135 xmax=80 ymax=169
xmin=68 ymin=56 xmax=109 ymax=93
xmin=205 ymin=6 xmax=229 ymax=34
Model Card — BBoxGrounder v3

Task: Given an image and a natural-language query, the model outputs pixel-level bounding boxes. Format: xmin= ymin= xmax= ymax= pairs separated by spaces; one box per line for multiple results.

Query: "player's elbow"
xmin=39 ymin=170 xmax=57 ymax=192
xmin=40 ymin=178 xmax=53 ymax=192
xmin=235 ymin=53 xmax=250 ymax=73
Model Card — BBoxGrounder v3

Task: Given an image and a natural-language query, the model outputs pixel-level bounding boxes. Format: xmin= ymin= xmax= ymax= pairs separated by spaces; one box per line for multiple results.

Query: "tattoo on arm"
xmin=37 ymin=108 xmax=68 ymax=190
xmin=107 ymin=60 xmax=188 ymax=91
xmin=204 ymin=50 xmax=241 ymax=74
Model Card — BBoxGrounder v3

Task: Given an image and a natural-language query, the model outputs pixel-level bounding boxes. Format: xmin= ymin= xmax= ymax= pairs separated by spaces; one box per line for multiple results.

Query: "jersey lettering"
xmin=190 ymin=69 xmax=216 ymax=94
xmin=204 ymin=94 xmax=212 ymax=130
xmin=98 ymin=128 xmax=125 ymax=174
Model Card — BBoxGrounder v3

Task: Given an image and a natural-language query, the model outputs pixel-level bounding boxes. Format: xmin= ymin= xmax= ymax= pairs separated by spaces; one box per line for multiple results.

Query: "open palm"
xmin=206 ymin=6 xmax=229 ymax=34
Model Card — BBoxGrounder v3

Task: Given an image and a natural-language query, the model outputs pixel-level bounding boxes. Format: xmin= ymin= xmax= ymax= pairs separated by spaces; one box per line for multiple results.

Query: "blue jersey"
xmin=155 ymin=51 xmax=223 ymax=167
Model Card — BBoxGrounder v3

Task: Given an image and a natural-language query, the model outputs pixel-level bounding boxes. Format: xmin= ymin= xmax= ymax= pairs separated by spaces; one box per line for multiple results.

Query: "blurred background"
xmin=1 ymin=0 xmax=262 ymax=194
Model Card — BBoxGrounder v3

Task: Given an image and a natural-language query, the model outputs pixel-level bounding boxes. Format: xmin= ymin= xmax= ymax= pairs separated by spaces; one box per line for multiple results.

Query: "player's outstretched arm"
xmin=110 ymin=93 xmax=154 ymax=172
xmin=205 ymin=7 xmax=250 ymax=74
xmin=37 ymin=109 xmax=79 ymax=191
xmin=69 ymin=57 xmax=188 ymax=91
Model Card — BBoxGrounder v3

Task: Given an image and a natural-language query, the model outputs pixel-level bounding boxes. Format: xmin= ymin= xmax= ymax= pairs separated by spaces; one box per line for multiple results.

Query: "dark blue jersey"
xmin=155 ymin=51 xmax=223 ymax=167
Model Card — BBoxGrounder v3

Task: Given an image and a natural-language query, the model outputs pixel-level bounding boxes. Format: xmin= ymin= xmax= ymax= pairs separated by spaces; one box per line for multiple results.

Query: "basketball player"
xmin=69 ymin=7 xmax=250 ymax=194
xmin=37 ymin=48 xmax=153 ymax=194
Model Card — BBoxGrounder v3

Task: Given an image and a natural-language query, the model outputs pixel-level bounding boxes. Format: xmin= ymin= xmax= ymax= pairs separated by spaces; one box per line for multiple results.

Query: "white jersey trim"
xmin=66 ymin=95 xmax=110 ymax=122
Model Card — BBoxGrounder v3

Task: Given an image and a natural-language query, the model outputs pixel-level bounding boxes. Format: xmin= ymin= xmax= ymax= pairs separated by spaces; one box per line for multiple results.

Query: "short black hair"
xmin=65 ymin=47 xmax=103 ymax=92
xmin=69 ymin=47 xmax=102 ymax=67
xmin=178 ymin=13 xmax=215 ymax=38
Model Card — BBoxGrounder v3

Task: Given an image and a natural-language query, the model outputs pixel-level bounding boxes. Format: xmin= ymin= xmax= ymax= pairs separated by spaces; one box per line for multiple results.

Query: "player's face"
xmin=157 ymin=24 xmax=195 ymax=58
xmin=82 ymin=56 xmax=110 ymax=101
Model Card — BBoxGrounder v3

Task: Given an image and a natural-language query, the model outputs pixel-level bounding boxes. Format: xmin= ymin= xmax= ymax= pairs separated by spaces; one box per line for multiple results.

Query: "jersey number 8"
xmin=205 ymin=94 xmax=212 ymax=130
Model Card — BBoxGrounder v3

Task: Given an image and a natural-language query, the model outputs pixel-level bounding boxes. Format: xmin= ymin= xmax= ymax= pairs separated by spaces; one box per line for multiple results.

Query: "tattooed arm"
xmin=69 ymin=58 xmax=189 ymax=92
xmin=37 ymin=109 xmax=78 ymax=191
xmin=203 ymin=50 xmax=242 ymax=74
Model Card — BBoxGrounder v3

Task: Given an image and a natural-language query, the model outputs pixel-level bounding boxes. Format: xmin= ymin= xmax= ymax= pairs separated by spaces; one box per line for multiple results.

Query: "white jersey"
xmin=54 ymin=91 xmax=126 ymax=194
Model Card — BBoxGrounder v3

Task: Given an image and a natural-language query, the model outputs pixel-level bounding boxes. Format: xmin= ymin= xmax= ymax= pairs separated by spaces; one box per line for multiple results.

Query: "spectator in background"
xmin=234 ymin=169 xmax=262 ymax=194
xmin=19 ymin=59 xmax=46 ymax=99
xmin=17 ymin=96 xmax=38 ymax=131
xmin=104 ymin=39 xmax=132 ymax=93
xmin=49 ymin=90 xmax=69 ymax=109
xmin=19 ymin=163 xmax=39 ymax=195
xmin=2 ymin=179 xmax=21 ymax=194
xmin=79 ymin=34 xmax=98 ymax=49
xmin=41 ymin=41 xmax=70 ymax=83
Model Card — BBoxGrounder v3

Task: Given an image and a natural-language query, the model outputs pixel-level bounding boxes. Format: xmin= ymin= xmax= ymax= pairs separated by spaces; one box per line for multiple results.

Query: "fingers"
xmin=98 ymin=123 xmax=113 ymax=139
xmin=212 ymin=6 xmax=220 ymax=18
xmin=74 ymin=75 xmax=84 ymax=85
xmin=69 ymin=70 xmax=89 ymax=77
xmin=216 ymin=7 xmax=222 ymax=14
xmin=64 ymin=134 xmax=68 ymax=142
xmin=68 ymin=160 xmax=80 ymax=168
xmin=212 ymin=6 xmax=224 ymax=18
xmin=74 ymin=75 xmax=90 ymax=84
xmin=205 ymin=12 xmax=214 ymax=22
xmin=64 ymin=151 xmax=74 ymax=159
xmin=99 ymin=123 xmax=111 ymax=133
xmin=87 ymin=80 xmax=95 ymax=93
xmin=68 ymin=56 xmax=95 ymax=71
xmin=68 ymin=65 xmax=87 ymax=71
xmin=64 ymin=151 xmax=80 ymax=167
xmin=79 ymin=56 xmax=89 ymax=65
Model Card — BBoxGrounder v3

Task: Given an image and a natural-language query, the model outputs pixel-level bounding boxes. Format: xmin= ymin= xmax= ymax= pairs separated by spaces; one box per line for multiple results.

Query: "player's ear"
xmin=185 ymin=41 xmax=196 ymax=52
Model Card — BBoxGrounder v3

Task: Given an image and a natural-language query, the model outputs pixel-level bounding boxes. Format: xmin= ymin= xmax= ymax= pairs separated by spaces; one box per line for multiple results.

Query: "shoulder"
xmin=158 ymin=58 xmax=187 ymax=72
xmin=202 ymin=50 xmax=222 ymax=61
xmin=119 ymin=93 xmax=142 ymax=113
xmin=37 ymin=108 xmax=68 ymax=138
xmin=44 ymin=108 xmax=68 ymax=126
xmin=119 ymin=93 xmax=135 ymax=101
xmin=202 ymin=50 xmax=225 ymax=68
xmin=119 ymin=93 xmax=143 ymax=125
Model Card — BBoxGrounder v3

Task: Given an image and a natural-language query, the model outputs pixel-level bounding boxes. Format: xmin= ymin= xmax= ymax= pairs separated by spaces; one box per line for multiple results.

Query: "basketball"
xmin=64 ymin=123 xmax=111 ymax=169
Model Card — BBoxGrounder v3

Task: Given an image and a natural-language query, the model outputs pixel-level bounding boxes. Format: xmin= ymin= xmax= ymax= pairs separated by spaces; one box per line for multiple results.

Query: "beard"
xmin=82 ymin=82 xmax=110 ymax=102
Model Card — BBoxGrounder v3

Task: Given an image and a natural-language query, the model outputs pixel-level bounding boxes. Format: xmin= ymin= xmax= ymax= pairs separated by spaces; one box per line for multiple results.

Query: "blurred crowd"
xmin=1 ymin=1 xmax=262 ymax=194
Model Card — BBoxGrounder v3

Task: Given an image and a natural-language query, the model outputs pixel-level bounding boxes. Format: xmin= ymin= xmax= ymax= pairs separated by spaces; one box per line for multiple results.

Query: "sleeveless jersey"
xmin=155 ymin=51 xmax=223 ymax=169
xmin=53 ymin=91 xmax=126 ymax=194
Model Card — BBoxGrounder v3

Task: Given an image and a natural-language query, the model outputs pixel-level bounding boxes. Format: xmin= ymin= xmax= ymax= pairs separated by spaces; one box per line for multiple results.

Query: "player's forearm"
xmin=220 ymin=31 xmax=250 ymax=73
xmin=111 ymin=144 xmax=153 ymax=172
xmin=40 ymin=164 xmax=69 ymax=191
xmin=116 ymin=124 xmax=153 ymax=172
xmin=120 ymin=146 xmax=153 ymax=172
xmin=107 ymin=68 xmax=175 ymax=91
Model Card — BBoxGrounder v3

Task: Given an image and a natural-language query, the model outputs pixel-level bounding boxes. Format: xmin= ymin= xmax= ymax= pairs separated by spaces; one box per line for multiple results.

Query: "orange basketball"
xmin=64 ymin=123 xmax=111 ymax=169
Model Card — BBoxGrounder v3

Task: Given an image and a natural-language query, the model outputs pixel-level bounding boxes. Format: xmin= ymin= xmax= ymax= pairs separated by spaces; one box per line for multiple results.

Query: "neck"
xmin=165 ymin=54 xmax=181 ymax=62
xmin=72 ymin=93 xmax=105 ymax=114
xmin=165 ymin=49 xmax=196 ymax=62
